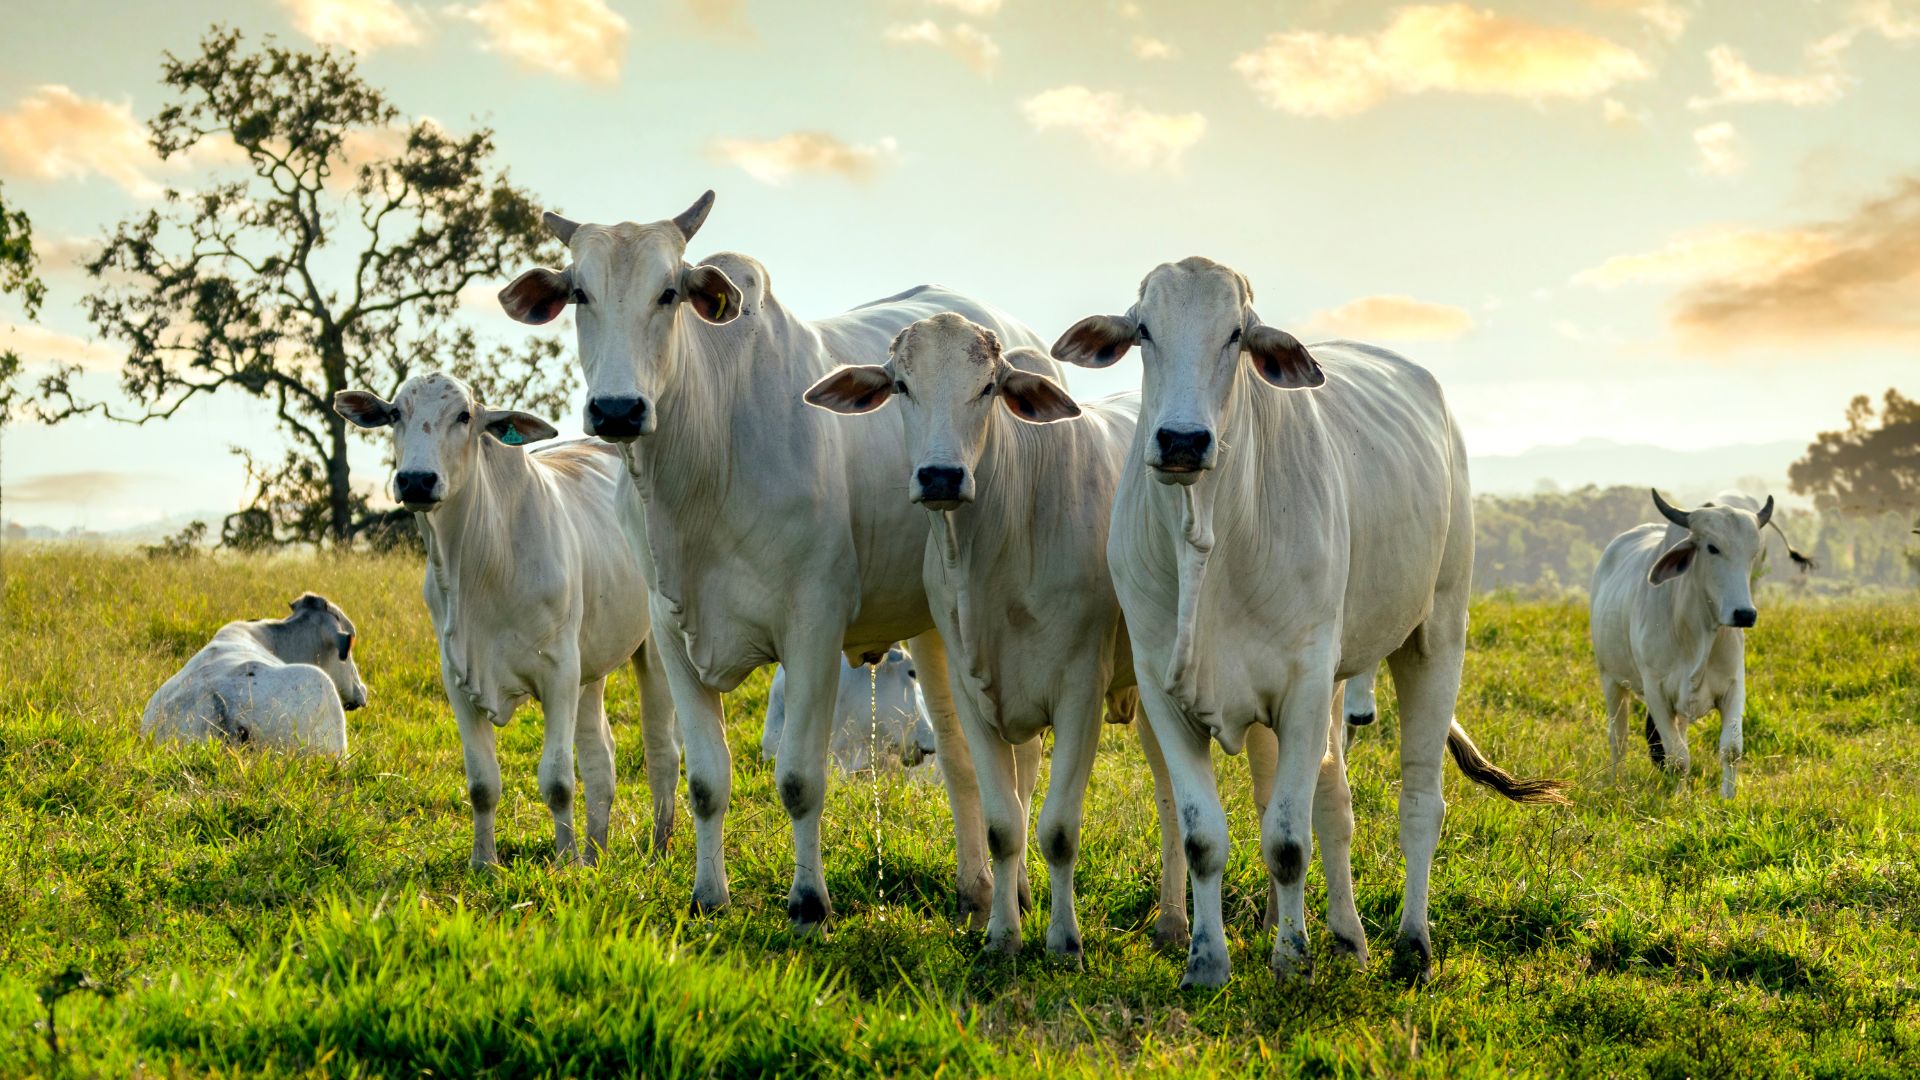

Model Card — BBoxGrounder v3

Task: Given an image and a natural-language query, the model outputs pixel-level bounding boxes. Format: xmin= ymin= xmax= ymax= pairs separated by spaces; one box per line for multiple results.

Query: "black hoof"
xmin=788 ymin=889 xmax=830 ymax=928
xmin=1390 ymin=934 xmax=1432 ymax=985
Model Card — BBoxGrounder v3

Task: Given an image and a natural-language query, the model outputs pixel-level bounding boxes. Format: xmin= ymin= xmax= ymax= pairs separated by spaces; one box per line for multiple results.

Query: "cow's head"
xmin=803 ymin=313 xmax=1079 ymax=509
xmin=282 ymin=592 xmax=368 ymax=711
xmin=1647 ymin=489 xmax=1772 ymax=628
xmin=1052 ymin=257 xmax=1321 ymax=485
xmin=333 ymin=372 xmax=558 ymax=511
xmin=497 ymin=191 xmax=743 ymax=442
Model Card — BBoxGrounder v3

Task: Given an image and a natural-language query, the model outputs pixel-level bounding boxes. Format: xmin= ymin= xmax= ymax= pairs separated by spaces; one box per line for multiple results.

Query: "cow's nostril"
xmin=395 ymin=471 xmax=440 ymax=504
xmin=1731 ymin=608 xmax=1758 ymax=628
xmin=1154 ymin=427 xmax=1213 ymax=469
xmin=916 ymin=466 xmax=966 ymax=502
xmin=587 ymin=396 xmax=647 ymax=437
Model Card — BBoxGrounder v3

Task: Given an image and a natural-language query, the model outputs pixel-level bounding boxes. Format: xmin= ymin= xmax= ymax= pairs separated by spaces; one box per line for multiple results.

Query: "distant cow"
xmin=761 ymin=648 xmax=938 ymax=773
xmin=142 ymin=593 xmax=367 ymax=755
xmin=808 ymin=312 xmax=1182 ymax=961
xmin=1590 ymin=489 xmax=1798 ymax=799
xmin=335 ymin=373 xmax=678 ymax=866
xmin=1053 ymin=257 xmax=1567 ymax=987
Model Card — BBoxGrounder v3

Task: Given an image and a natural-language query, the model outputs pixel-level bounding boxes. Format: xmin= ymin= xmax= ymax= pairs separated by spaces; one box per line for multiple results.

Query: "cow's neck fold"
xmin=1665 ymin=563 xmax=1722 ymax=699
xmin=419 ymin=441 xmax=532 ymax=719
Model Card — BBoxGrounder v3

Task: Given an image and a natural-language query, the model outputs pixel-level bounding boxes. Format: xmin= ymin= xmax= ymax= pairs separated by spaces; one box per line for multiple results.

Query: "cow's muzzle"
xmin=1151 ymin=426 xmax=1213 ymax=484
xmin=913 ymin=465 xmax=971 ymax=511
xmin=1729 ymin=607 xmax=1758 ymax=629
xmin=395 ymin=470 xmax=441 ymax=509
xmin=587 ymin=395 xmax=652 ymax=441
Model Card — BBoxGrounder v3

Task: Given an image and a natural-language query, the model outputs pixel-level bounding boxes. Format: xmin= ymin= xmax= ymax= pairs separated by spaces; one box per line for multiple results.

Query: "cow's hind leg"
xmin=574 ymin=676 xmax=617 ymax=865
xmin=1135 ymin=715 xmax=1189 ymax=950
xmin=631 ymin=638 xmax=681 ymax=854
xmin=1245 ymin=721 xmax=1282 ymax=932
xmin=1318 ymin=686 xmax=1366 ymax=966
xmin=1386 ymin=623 xmax=1467 ymax=985
xmin=1013 ymin=735 xmax=1041 ymax=913
xmin=910 ymin=631 xmax=994 ymax=926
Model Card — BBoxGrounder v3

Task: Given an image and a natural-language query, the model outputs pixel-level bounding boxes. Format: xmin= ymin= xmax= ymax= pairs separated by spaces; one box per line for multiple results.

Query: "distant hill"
xmin=1469 ymin=439 xmax=1806 ymax=501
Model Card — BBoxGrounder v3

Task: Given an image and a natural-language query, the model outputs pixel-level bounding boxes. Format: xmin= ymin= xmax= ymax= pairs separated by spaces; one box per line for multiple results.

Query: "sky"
xmin=1 ymin=0 xmax=1917 ymax=529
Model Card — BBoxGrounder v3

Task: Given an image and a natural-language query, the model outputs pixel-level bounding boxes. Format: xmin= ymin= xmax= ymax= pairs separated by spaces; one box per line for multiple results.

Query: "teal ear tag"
xmin=500 ymin=427 xmax=526 ymax=446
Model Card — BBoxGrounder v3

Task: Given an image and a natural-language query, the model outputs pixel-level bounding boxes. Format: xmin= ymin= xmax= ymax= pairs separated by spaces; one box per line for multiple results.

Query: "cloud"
xmin=1693 ymin=121 xmax=1746 ymax=176
xmin=1300 ymin=295 xmax=1476 ymax=341
xmin=281 ymin=0 xmax=427 ymax=52
xmin=1601 ymin=97 xmax=1642 ymax=128
xmin=1576 ymin=177 xmax=1920 ymax=349
xmin=0 ymin=86 xmax=167 ymax=197
xmin=1020 ymin=86 xmax=1205 ymax=170
xmin=5 ymin=470 xmax=153 ymax=506
xmin=929 ymin=0 xmax=1002 ymax=15
xmin=1687 ymin=44 xmax=1849 ymax=109
xmin=1231 ymin=4 xmax=1650 ymax=117
xmin=884 ymin=21 xmax=999 ymax=74
xmin=1587 ymin=0 xmax=1691 ymax=42
xmin=447 ymin=0 xmax=629 ymax=84
xmin=709 ymin=132 xmax=899 ymax=185
xmin=1131 ymin=35 xmax=1176 ymax=60
xmin=0 ymin=319 xmax=122 ymax=371
xmin=682 ymin=0 xmax=753 ymax=38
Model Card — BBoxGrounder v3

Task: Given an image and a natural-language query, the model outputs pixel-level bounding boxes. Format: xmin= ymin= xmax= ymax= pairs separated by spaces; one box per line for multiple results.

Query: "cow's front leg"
xmin=1718 ymin=673 xmax=1746 ymax=800
xmin=956 ymin=709 xmax=1025 ymax=955
xmin=1261 ymin=674 xmax=1335 ymax=979
xmin=910 ymin=631 xmax=993 ymax=925
xmin=1317 ymin=688 xmax=1366 ymax=967
xmin=657 ymin=627 xmax=732 ymax=912
xmin=1038 ymin=691 xmax=1104 ymax=965
xmin=446 ymin=670 xmax=501 ymax=870
xmin=773 ymin=629 xmax=848 ymax=932
xmin=1641 ymin=676 xmax=1691 ymax=781
xmin=535 ymin=655 xmax=585 ymax=865
xmin=1139 ymin=678 xmax=1231 ymax=989
xmin=630 ymin=637 xmax=681 ymax=855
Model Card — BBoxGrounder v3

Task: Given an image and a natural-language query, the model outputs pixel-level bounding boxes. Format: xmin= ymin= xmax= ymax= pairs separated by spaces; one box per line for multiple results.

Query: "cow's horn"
xmin=1651 ymin=488 xmax=1691 ymax=529
xmin=673 ymin=190 xmax=716 ymax=241
xmin=1755 ymin=494 xmax=1774 ymax=528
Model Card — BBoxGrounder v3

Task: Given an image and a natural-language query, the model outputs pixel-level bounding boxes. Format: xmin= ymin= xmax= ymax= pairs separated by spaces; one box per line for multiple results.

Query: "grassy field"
xmin=1 ymin=546 xmax=1917 ymax=1077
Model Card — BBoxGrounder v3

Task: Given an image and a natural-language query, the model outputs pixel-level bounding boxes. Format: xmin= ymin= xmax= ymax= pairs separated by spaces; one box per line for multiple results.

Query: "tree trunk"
xmin=323 ymin=345 xmax=352 ymax=547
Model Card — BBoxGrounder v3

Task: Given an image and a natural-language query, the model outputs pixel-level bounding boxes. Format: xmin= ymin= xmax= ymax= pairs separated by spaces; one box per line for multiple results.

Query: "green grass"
xmin=2 ymin=547 xmax=1918 ymax=1077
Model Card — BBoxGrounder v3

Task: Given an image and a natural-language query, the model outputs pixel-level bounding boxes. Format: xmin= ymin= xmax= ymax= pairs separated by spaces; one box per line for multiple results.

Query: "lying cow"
xmin=335 ymin=373 xmax=679 ymax=866
xmin=1054 ymin=257 xmax=1567 ymax=987
xmin=142 ymin=593 xmax=367 ymax=754
xmin=499 ymin=192 xmax=1056 ymax=927
xmin=807 ymin=312 xmax=1184 ymax=961
xmin=761 ymin=647 xmax=938 ymax=773
xmin=1590 ymin=489 xmax=1793 ymax=799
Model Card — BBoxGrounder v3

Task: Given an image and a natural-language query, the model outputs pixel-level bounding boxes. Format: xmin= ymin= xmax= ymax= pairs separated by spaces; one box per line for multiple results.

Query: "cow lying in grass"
xmin=761 ymin=648 xmax=938 ymax=773
xmin=335 ymin=373 xmax=678 ymax=867
xmin=1590 ymin=489 xmax=1806 ymax=799
xmin=142 ymin=593 xmax=367 ymax=755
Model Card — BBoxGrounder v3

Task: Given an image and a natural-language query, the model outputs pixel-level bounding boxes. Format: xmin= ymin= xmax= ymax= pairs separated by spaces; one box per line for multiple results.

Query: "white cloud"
xmin=1687 ymin=44 xmax=1849 ymax=109
xmin=1232 ymin=4 xmax=1650 ymax=118
xmin=1575 ymin=226 xmax=1833 ymax=290
xmin=929 ymin=0 xmax=1002 ymax=15
xmin=1300 ymin=295 xmax=1476 ymax=341
xmin=1693 ymin=121 xmax=1746 ymax=176
xmin=682 ymin=0 xmax=752 ymax=38
xmin=709 ymin=132 xmax=899 ymax=185
xmin=281 ymin=0 xmax=427 ymax=52
xmin=1588 ymin=0 xmax=1691 ymax=42
xmin=884 ymin=21 xmax=999 ymax=74
xmin=0 ymin=319 xmax=122 ymax=372
xmin=1601 ymin=97 xmax=1642 ymax=128
xmin=1020 ymin=85 xmax=1205 ymax=170
xmin=0 ymin=86 xmax=168 ymax=197
xmin=1131 ymin=35 xmax=1175 ymax=60
xmin=447 ymin=0 xmax=629 ymax=85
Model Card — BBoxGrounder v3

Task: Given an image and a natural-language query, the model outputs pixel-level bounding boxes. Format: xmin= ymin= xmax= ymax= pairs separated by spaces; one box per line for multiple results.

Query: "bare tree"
xmin=34 ymin=27 xmax=572 ymax=545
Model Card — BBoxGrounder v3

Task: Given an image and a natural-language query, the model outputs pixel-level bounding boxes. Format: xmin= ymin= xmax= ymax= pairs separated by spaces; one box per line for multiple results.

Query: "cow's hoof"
xmin=688 ymin=883 xmax=731 ymax=917
xmin=1271 ymin=931 xmax=1312 ymax=981
xmin=787 ymin=888 xmax=831 ymax=931
xmin=1151 ymin=915 xmax=1191 ymax=953
xmin=1331 ymin=930 xmax=1370 ymax=968
xmin=1390 ymin=933 xmax=1432 ymax=985
xmin=957 ymin=882 xmax=992 ymax=930
xmin=1180 ymin=937 xmax=1231 ymax=990
xmin=1045 ymin=930 xmax=1084 ymax=968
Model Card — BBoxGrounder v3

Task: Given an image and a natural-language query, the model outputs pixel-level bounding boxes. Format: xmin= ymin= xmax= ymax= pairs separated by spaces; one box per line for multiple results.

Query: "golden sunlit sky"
xmin=2 ymin=0 xmax=1917 ymax=529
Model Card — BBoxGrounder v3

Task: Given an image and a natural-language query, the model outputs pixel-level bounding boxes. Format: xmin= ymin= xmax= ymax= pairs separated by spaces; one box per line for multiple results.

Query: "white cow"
xmin=143 ymin=593 xmax=367 ymax=755
xmin=1054 ymin=257 xmax=1566 ymax=988
xmin=334 ymin=373 xmax=679 ymax=866
xmin=761 ymin=648 xmax=939 ymax=773
xmin=806 ymin=312 xmax=1186 ymax=961
xmin=498 ymin=192 xmax=1053 ymax=926
xmin=1590 ymin=489 xmax=1785 ymax=799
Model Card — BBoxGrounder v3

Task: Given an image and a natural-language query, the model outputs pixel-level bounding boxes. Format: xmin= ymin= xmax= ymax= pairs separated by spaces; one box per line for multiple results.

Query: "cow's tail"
xmin=1446 ymin=720 xmax=1570 ymax=804
xmin=1767 ymin=520 xmax=1816 ymax=571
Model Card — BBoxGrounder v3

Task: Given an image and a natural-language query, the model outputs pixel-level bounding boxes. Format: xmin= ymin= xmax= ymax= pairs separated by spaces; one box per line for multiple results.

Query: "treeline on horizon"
xmin=1474 ymin=484 xmax=1919 ymax=596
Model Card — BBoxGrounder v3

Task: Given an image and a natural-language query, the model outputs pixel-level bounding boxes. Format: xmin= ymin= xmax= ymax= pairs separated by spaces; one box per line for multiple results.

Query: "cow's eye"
xmin=658 ymin=288 xmax=677 ymax=306
xmin=456 ymin=410 xmax=471 ymax=425
xmin=1229 ymin=327 xmax=1242 ymax=344
xmin=1707 ymin=544 xmax=1721 ymax=555
xmin=570 ymin=287 xmax=589 ymax=305
xmin=1137 ymin=324 xmax=1153 ymax=343
xmin=979 ymin=384 xmax=993 ymax=399
xmin=894 ymin=380 xmax=910 ymax=398
xmin=906 ymin=668 xmax=917 ymax=679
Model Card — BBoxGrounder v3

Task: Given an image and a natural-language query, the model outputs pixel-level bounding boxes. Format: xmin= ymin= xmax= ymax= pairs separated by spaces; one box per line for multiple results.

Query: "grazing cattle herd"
xmin=142 ymin=192 xmax=1815 ymax=988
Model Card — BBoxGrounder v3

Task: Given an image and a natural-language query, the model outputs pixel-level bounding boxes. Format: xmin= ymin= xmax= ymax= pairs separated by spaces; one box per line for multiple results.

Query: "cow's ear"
xmin=290 ymin=593 xmax=329 ymax=614
xmin=804 ymin=365 xmax=894 ymax=415
xmin=999 ymin=370 xmax=1081 ymax=424
xmin=499 ymin=267 xmax=573 ymax=325
xmin=333 ymin=390 xmax=397 ymax=429
xmin=1246 ymin=326 xmax=1324 ymax=389
xmin=1052 ymin=315 xmax=1137 ymax=368
xmin=682 ymin=264 xmax=743 ymax=324
xmin=481 ymin=409 xmax=560 ymax=446
xmin=1649 ymin=540 xmax=1697 ymax=585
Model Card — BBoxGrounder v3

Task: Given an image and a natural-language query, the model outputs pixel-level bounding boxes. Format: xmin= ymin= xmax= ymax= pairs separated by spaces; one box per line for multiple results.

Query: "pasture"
xmin=2 ymin=547 xmax=1917 ymax=1077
